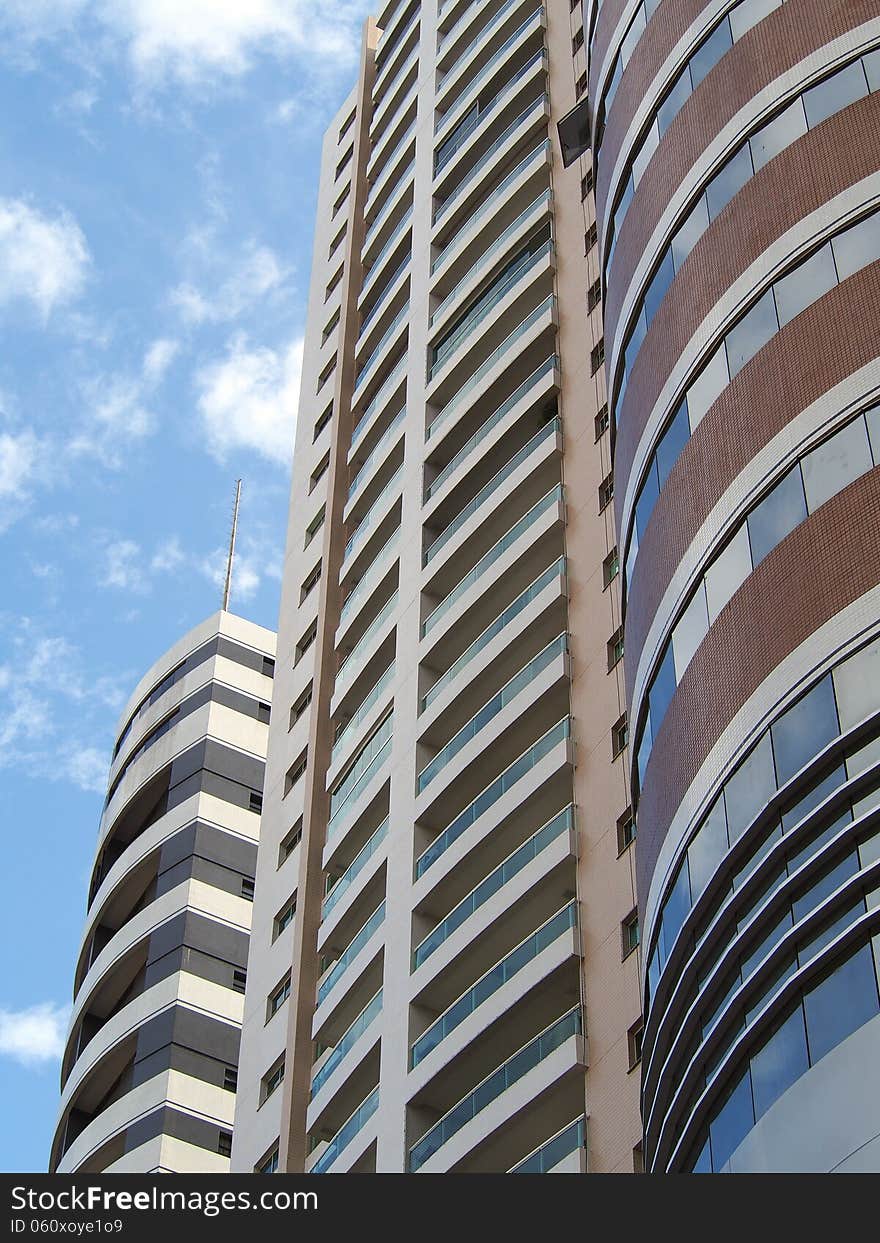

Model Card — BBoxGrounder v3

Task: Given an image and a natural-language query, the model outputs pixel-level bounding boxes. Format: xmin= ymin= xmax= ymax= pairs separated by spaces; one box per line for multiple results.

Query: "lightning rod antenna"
xmin=222 ymin=479 xmax=242 ymax=612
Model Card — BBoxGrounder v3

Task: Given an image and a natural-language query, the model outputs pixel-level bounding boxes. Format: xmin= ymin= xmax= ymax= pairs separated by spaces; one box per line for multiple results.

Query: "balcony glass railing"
xmin=409 ymin=1008 xmax=582 ymax=1170
xmin=338 ymin=534 xmax=399 ymax=632
xmin=432 ymin=141 xmax=549 ymax=273
xmin=317 ymin=902 xmax=386 ymax=1006
xmin=433 ymin=95 xmax=546 ymax=224
xmin=347 ymin=410 xmax=406 ymax=507
xmin=509 ymin=1117 xmax=585 ymax=1173
xmin=311 ymin=1085 xmax=379 ymax=1174
xmin=424 ymin=417 xmax=559 ymax=565
xmin=429 ymin=239 xmax=551 ymax=380
xmin=355 ymin=302 xmax=409 ymax=388
xmin=336 ymin=590 xmax=398 ymax=682
xmin=410 ymin=900 xmax=577 ymax=1067
xmin=359 ymin=252 xmax=411 ymax=339
xmin=421 ymin=483 xmax=561 ymax=638
xmin=332 ymin=662 xmax=395 ymax=760
xmin=438 ymin=0 xmax=510 ymax=56
xmin=350 ymin=356 xmax=407 ymax=451
xmin=372 ymin=37 xmax=417 ymax=133
xmin=343 ymin=466 xmax=403 ymax=563
xmin=364 ymin=160 xmax=414 ymax=253
xmin=427 ymin=294 xmax=554 ymax=438
xmin=413 ymin=805 xmax=573 ymax=968
xmin=415 ymin=716 xmax=570 ymax=877
xmin=417 ymin=634 xmax=567 ymax=793
xmin=374 ymin=0 xmax=417 ymax=78
xmin=431 ymin=193 xmax=551 ymax=326
xmin=367 ymin=118 xmax=415 ymax=197
xmin=328 ymin=714 xmax=393 ymax=827
xmin=425 ymin=356 xmax=556 ymax=500
xmin=322 ymin=820 xmax=389 ymax=919
xmin=435 ymin=51 xmax=543 ymax=176
xmin=311 ymin=989 xmax=383 ymax=1099
xmin=422 ymin=556 xmax=564 ymax=712
xmin=363 ymin=206 xmax=413 ymax=292
xmin=438 ymin=6 xmax=540 ymax=129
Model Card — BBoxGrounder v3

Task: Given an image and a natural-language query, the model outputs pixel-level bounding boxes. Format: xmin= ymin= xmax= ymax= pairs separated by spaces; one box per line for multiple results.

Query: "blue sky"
xmin=0 ymin=0 xmax=372 ymax=1172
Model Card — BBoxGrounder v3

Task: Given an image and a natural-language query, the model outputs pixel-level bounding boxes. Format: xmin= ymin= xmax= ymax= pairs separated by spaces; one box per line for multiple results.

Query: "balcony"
xmin=327 ymin=715 xmax=393 ymax=837
xmin=349 ymin=356 xmax=407 ymax=457
xmin=409 ymin=1008 xmax=583 ymax=1171
xmin=323 ymin=820 xmax=389 ymax=921
xmin=410 ymin=901 xmax=578 ymax=1068
xmin=311 ymin=989 xmax=383 ymax=1101
xmin=358 ymin=252 xmax=411 ymax=343
xmin=365 ymin=120 xmax=415 ymax=219
xmin=354 ymin=301 xmax=409 ymax=394
xmin=416 ymin=717 xmax=571 ymax=878
xmin=342 ymin=465 xmax=403 ymax=568
xmin=335 ymin=590 xmax=398 ymax=696
xmin=331 ymin=664 xmax=395 ymax=766
xmin=508 ymin=1116 xmax=586 ymax=1173
xmin=317 ymin=902 xmax=386 ymax=1007
xmin=310 ymin=1086 xmax=379 ymax=1174
xmin=437 ymin=8 xmax=545 ymax=138
xmin=360 ymin=207 xmax=413 ymax=306
xmin=413 ymin=805 xmax=575 ymax=969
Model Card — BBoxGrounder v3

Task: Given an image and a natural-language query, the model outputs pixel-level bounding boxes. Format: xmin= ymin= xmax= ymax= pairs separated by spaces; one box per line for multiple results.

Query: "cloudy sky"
xmin=0 ymin=0 xmax=372 ymax=1171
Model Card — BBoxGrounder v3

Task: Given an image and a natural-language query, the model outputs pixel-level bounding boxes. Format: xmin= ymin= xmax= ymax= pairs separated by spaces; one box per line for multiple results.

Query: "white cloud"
xmin=0 ymin=429 xmax=40 ymax=500
xmin=100 ymin=539 xmax=145 ymax=591
xmin=0 ymin=197 xmax=90 ymax=319
xmin=70 ymin=335 xmax=180 ymax=462
xmin=142 ymin=337 xmax=179 ymax=384
xmin=63 ymin=745 xmax=109 ymax=793
xmin=150 ymin=535 xmax=185 ymax=573
xmin=195 ymin=334 xmax=302 ymax=465
xmin=170 ymin=242 xmax=288 ymax=326
xmin=0 ymin=1002 xmax=69 ymax=1066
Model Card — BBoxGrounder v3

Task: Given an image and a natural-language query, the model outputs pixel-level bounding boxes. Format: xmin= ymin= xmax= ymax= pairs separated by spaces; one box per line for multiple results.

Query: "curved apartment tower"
xmin=590 ymin=0 xmax=880 ymax=1170
xmin=50 ymin=611 xmax=276 ymax=1174
xmin=233 ymin=0 xmax=644 ymax=1175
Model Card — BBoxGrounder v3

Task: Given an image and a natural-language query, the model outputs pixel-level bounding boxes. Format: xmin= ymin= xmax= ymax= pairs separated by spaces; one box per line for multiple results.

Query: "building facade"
xmin=589 ymin=0 xmax=880 ymax=1170
xmin=233 ymin=0 xmax=644 ymax=1175
xmin=50 ymin=612 xmax=276 ymax=1174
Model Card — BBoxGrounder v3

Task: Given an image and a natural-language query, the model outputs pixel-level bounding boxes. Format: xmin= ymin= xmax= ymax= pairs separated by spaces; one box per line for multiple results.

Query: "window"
xmin=233 ymin=969 xmax=247 ymax=994
xmin=576 ymin=71 xmax=588 ymax=99
xmin=257 ymin=701 xmax=271 ymax=724
xmin=218 ymin=1131 xmax=233 ymax=1158
xmin=572 ymin=27 xmax=584 ymax=53
xmin=332 ymin=184 xmax=350 ymax=219
xmin=241 ymin=876 xmax=255 ymax=902
xmin=607 ymin=627 xmax=624 ymax=671
xmin=591 ymin=338 xmax=605 ymax=375
xmin=257 ymin=1145 xmax=280 ymax=1174
xmin=305 ymin=505 xmax=325 ymax=548
xmin=588 ymin=278 xmax=602 ymax=313
xmin=249 ymin=791 xmax=263 ymax=813
xmin=262 ymin=656 xmax=276 ymax=677
xmin=295 ymin=621 xmax=317 ymax=665
xmin=284 ymin=749 xmax=308 ymax=796
xmin=621 ymin=908 xmax=640 ymax=958
xmin=223 ymin=1067 xmax=238 ymax=1092
xmin=321 ymin=309 xmax=340 ymax=346
xmin=598 ymin=470 xmax=614 ymax=510
xmin=632 ymin=1143 xmax=645 ymax=1173
xmin=262 ymin=1058 xmax=285 ymax=1102
xmin=268 ymin=973 xmax=292 ymax=1019
xmin=325 ymin=266 xmax=343 ymax=302
xmin=328 ymin=224 xmax=346 ymax=262
xmin=570 ymin=0 xmax=580 ymax=10
xmin=581 ymin=168 xmax=593 ymax=200
xmin=279 ymin=820 xmax=303 ymax=866
xmin=335 ymin=146 xmax=353 ymax=180
xmin=289 ymin=685 xmax=313 ymax=730
xmin=612 ymin=713 xmax=629 ymax=757
xmin=301 ymin=561 xmax=322 ymax=603
xmin=617 ymin=806 xmax=636 ymax=854
xmin=274 ymin=895 xmax=297 ymax=940
xmin=627 ymin=1017 xmax=644 ymax=1069
xmin=594 ymin=404 xmax=609 ymax=439
xmin=339 ymin=109 xmax=356 ymax=144
xmin=314 ymin=403 xmax=333 ymax=441
xmin=310 ymin=454 xmax=330 ymax=493
xmin=317 ymin=354 xmax=337 ymax=392
xmin=603 ymin=547 xmax=619 ymax=588
xmin=586 ymin=221 xmax=598 ymax=252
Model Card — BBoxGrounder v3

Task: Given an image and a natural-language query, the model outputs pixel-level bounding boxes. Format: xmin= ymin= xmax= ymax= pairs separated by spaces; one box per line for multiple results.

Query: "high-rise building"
xmin=590 ymin=0 xmax=880 ymax=1170
xmin=50 ymin=612 xmax=276 ymax=1174
xmin=233 ymin=0 xmax=643 ymax=1175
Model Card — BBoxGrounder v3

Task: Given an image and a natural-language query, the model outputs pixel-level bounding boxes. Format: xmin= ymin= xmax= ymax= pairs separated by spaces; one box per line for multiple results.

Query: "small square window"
xmin=607 ymin=627 xmax=624 ymax=670
xmin=627 ymin=1017 xmax=644 ymax=1069
xmin=268 ymin=972 xmax=292 ymax=1020
xmin=321 ymin=310 xmax=340 ymax=347
xmin=232 ymin=969 xmax=247 ymax=994
xmin=594 ymin=405 xmax=609 ymax=439
xmin=588 ymin=278 xmax=602 ymax=313
xmin=305 ymin=506 xmax=325 ymax=548
xmin=591 ymin=338 xmax=605 ymax=375
xmin=581 ymin=168 xmax=594 ymax=200
xmin=262 ymin=1057 xmax=285 ymax=1103
xmin=572 ymin=27 xmax=584 ymax=53
xmin=289 ymin=686 xmax=313 ymax=730
xmin=310 ymin=454 xmax=330 ymax=493
xmin=241 ymin=876 xmax=255 ymax=902
xmin=274 ymin=895 xmax=297 ymax=940
xmin=612 ymin=713 xmax=629 ymax=758
xmin=218 ymin=1131 xmax=233 ymax=1157
xmin=300 ymin=562 xmax=322 ymax=604
xmin=223 ymin=1067 xmax=238 ymax=1092
xmin=603 ymin=547 xmax=619 ymax=588
xmin=622 ymin=908 xmax=640 ymax=958
xmin=598 ymin=470 xmax=614 ymax=510
xmin=325 ymin=266 xmax=343 ymax=302
xmin=335 ymin=146 xmax=352 ymax=181
xmin=317 ymin=354 xmax=337 ymax=392
xmin=314 ymin=403 xmax=333 ymax=441
xmin=617 ymin=806 xmax=636 ymax=854
xmin=576 ymin=71 xmax=588 ymax=98
xmin=262 ymin=656 xmax=276 ymax=677
xmin=295 ymin=621 xmax=317 ymax=665
xmin=586 ymin=221 xmax=598 ymax=252
xmin=258 ymin=702 xmax=271 ymax=724
xmin=332 ymin=184 xmax=350 ymax=219
xmin=284 ymin=749 xmax=308 ymax=796
xmin=279 ymin=820 xmax=303 ymax=866
xmin=249 ymin=791 xmax=263 ymax=813
xmin=257 ymin=1145 xmax=280 ymax=1174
